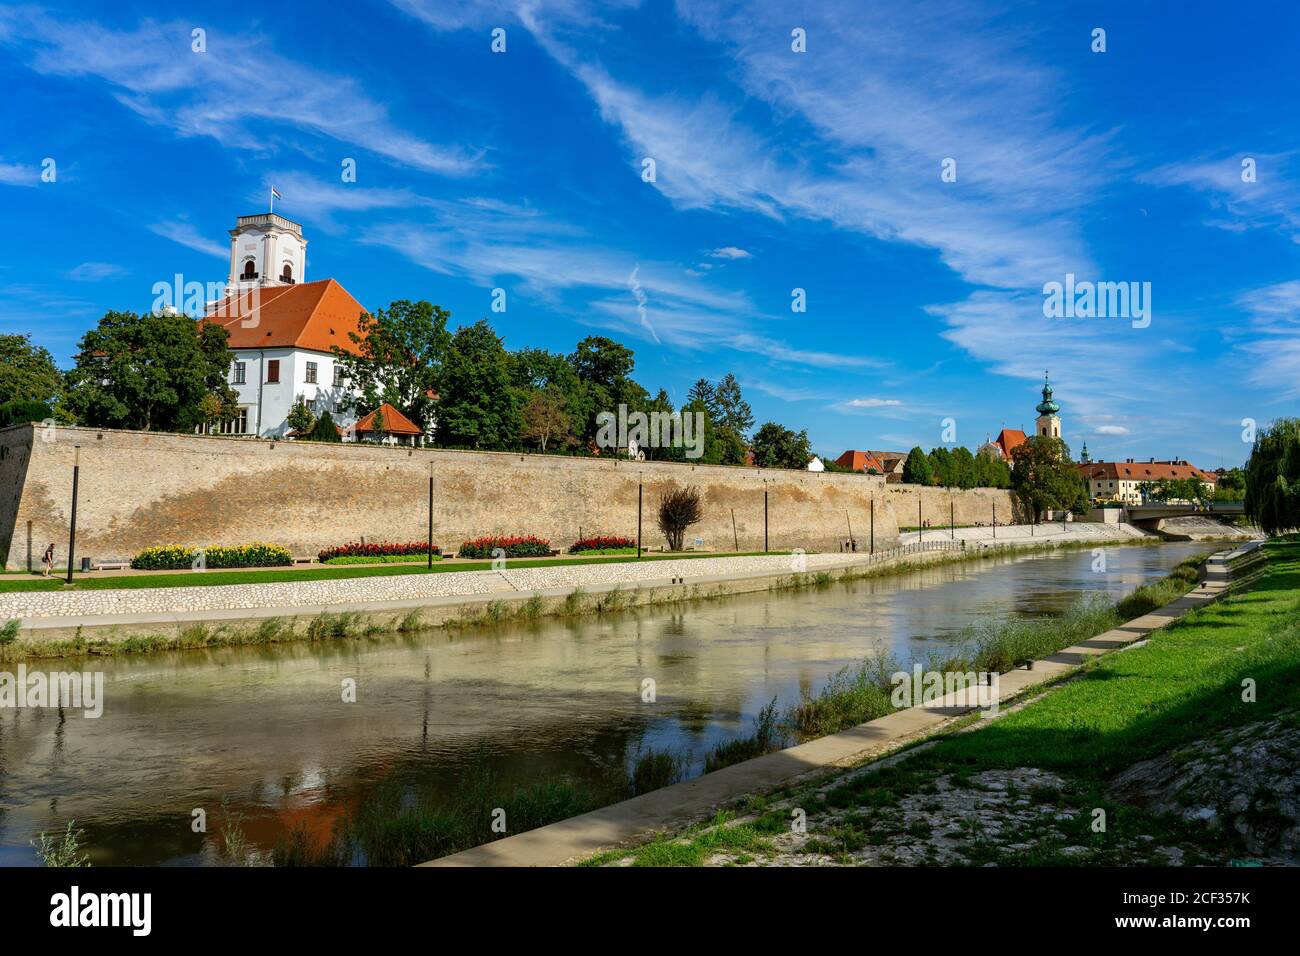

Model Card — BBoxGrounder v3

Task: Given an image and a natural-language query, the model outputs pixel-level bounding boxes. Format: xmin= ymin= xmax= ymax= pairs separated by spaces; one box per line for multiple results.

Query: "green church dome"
xmin=1036 ymin=373 xmax=1060 ymax=415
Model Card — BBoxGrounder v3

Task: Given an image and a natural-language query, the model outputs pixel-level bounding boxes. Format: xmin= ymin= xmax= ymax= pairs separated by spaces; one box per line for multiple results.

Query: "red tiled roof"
xmin=353 ymin=402 xmax=422 ymax=436
xmin=1078 ymin=461 xmax=1216 ymax=483
xmin=836 ymin=449 xmax=905 ymax=473
xmin=995 ymin=429 xmax=1028 ymax=459
xmin=202 ymin=278 xmax=368 ymax=354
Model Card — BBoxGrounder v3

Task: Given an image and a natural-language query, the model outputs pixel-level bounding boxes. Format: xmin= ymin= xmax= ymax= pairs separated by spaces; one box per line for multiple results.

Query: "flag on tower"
xmin=271 ymin=186 xmax=282 ymax=200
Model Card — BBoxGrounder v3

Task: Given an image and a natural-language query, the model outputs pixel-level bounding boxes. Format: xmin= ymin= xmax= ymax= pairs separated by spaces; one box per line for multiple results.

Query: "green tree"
xmin=686 ymin=378 xmax=719 ymax=420
xmin=1214 ymin=467 xmax=1246 ymax=501
xmin=567 ymin=335 xmax=647 ymax=441
xmin=64 ymin=311 xmax=236 ymax=432
xmin=751 ymin=422 xmax=813 ymax=469
xmin=950 ymin=446 xmax=977 ymax=489
xmin=714 ymin=373 xmax=754 ymax=436
xmin=332 ymin=300 xmax=449 ymax=436
xmin=305 ymin=411 xmax=342 ymax=442
xmin=286 ymin=398 xmax=316 ymax=436
xmin=902 ymin=446 xmax=933 ymax=485
xmin=437 ymin=320 xmax=521 ymax=449
xmin=1244 ymin=419 xmax=1300 ymax=535
xmin=0 ymin=334 xmax=62 ymax=407
xmin=520 ymin=387 xmax=571 ymax=452
xmin=1010 ymin=436 xmax=1087 ymax=517
xmin=927 ymin=447 xmax=953 ymax=486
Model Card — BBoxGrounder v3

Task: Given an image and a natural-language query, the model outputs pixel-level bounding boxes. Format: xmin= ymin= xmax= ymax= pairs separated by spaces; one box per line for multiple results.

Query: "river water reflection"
xmin=0 ymin=542 xmax=1216 ymax=865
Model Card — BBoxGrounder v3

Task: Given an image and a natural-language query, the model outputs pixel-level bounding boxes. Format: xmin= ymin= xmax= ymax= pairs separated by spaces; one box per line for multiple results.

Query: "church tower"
xmin=226 ymin=213 xmax=307 ymax=294
xmin=1035 ymin=372 xmax=1061 ymax=440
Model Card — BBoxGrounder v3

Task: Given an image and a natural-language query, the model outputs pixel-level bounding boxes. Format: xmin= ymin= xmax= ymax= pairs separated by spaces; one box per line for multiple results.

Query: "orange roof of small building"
xmin=353 ymin=402 xmax=422 ymax=436
xmin=1078 ymin=460 xmax=1216 ymax=483
xmin=202 ymin=278 xmax=368 ymax=354
xmin=836 ymin=449 xmax=904 ymax=473
xmin=994 ymin=429 xmax=1028 ymax=459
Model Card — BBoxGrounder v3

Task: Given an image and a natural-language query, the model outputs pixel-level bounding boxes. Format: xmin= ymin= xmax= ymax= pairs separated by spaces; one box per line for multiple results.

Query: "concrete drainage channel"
xmin=423 ymin=544 xmax=1254 ymax=867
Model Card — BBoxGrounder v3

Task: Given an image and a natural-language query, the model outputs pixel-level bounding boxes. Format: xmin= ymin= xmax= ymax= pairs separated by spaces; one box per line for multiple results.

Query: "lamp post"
xmin=637 ymin=479 xmax=643 ymax=559
xmin=763 ymin=481 xmax=769 ymax=553
xmin=870 ymin=498 xmax=875 ymax=555
xmin=426 ymin=460 xmax=434 ymax=569
xmin=951 ymin=500 xmax=955 ymax=540
xmin=65 ymin=444 xmax=81 ymax=585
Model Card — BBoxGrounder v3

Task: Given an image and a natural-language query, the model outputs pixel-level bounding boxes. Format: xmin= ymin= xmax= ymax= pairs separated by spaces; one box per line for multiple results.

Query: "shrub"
xmin=0 ymin=400 xmax=52 ymax=428
xmin=657 ymin=485 xmax=703 ymax=551
xmin=305 ymin=411 xmax=342 ymax=443
xmin=130 ymin=543 xmax=293 ymax=571
xmin=569 ymin=535 xmax=635 ymax=553
xmin=457 ymin=535 xmax=551 ymax=559
xmin=318 ymin=541 xmax=440 ymax=563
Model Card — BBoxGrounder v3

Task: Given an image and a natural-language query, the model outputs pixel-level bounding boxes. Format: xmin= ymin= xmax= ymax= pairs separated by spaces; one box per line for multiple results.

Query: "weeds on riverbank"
xmin=705 ymin=698 xmax=785 ymax=772
xmin=31 ymin=821 xmax=90 ymax=867
xmin=272 ymin=763 xmax=618 ymax=867
xmin=1114 ymin=556 xmax=1202 ymax=619
xmin=709 ymin=555 xmax=1209 ymax=763
xmin=631 ymin=749 xmax=685 ymax=796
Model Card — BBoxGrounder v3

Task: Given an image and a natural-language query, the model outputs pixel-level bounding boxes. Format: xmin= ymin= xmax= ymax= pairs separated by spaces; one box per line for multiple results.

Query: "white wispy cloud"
xmin=1141 ymin=152 xmax=1300 ymax=242
xmin=708 ymin=246 xmax=751 ymax=259
xmin=149 ymin=221 xmax=228 ymax=259
xmin=0 ymin=8 xmax=481 ymax=176
xmin=68 ymin=261 xmax=128 ymax=281
xmin=0 ymin=159 xmax=38 ymax=186
xmin=1094 ymin=425 xmax=1130 ymax=436
xmin=1236 ymin=280 xmax=1300 ymax=399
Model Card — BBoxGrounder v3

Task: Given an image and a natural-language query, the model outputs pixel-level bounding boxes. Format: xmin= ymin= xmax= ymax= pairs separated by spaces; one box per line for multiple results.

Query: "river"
xmin=0 ymin=541 xmax=1216 ymax=865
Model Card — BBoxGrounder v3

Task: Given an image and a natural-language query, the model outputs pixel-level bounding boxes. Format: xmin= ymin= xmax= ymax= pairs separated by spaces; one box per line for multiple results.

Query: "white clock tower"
xmin=226 ymin=213 xmax=307 ymax=294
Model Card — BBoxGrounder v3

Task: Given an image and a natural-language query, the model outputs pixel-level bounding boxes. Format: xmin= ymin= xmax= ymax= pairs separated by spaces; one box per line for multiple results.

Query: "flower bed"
xmin=318 ymin=541 xmax=441 ymax=563
xmin=320 ymin=554 xmax=444 ymax=565
xmin=457 ymin=535 xmax=552 ymax=559
xmin=569 ymin=535 xmax=636 ymax=554
xmin=130 ymin=543 xmax=293 ymax=571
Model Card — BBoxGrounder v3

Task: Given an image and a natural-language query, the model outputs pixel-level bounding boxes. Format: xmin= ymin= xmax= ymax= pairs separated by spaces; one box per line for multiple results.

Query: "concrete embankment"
xmin=424 ymin=542 xmax=1261 ymax=867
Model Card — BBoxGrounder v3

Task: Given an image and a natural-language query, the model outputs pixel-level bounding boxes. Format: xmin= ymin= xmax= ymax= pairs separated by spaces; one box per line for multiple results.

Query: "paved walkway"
xmin=424 ymin=541 xmax=1262 ymax=866
xmin=6 ymin=548 xmax=925 ymax=628
xmin=901 ymin=520 xmax=1153 ymax=546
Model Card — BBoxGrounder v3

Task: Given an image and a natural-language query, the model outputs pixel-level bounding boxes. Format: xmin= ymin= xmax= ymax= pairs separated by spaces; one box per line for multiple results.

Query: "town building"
xmin=834 ymin=449 xmax=907 ymax=480
xmin=201 ymin=214 xmax=369 ymax=438
xmin=1077 ymin=459 xmax=1217 ymax=504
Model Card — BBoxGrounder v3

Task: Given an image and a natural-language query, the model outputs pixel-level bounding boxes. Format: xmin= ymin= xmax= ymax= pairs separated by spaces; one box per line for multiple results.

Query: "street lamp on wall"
xmin=66 ymin=445 xmax=81 ymax=585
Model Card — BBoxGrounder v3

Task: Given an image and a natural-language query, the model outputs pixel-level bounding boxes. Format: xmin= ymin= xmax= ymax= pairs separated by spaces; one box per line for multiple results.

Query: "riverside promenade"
xmin=3 ymin=522 xmax=1164 ymax=641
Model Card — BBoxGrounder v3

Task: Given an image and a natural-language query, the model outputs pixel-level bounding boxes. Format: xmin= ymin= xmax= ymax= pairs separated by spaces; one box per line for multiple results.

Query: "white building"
xmin=201 ymin=214 xmax=368 ymax=438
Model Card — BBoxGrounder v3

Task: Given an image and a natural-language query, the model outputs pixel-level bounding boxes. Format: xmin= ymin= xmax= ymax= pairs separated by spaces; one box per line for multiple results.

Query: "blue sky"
xmin=1 ymin=0 xmax=1296 ymax=467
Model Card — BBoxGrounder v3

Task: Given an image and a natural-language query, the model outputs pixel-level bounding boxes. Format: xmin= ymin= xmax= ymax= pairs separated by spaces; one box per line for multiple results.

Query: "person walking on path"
xmin=42 ymin=543 xmax=55 ymax=577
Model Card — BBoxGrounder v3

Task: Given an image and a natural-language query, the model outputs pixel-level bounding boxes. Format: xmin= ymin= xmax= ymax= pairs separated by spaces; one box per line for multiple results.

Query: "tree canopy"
xmin=1010 ymin=436 xmax=1087 ymax=517
xmin=64 ymin=311 xmax=236 ymax=432
xmin=751 ymin=422 xmax=812 ymax=469
xmin=0 ymin=334 xmax=62 ymax=408
xmin=333 ymin=300 xmax=449 ymax=436
xmin=1244 ymin=418 xmax=1300 ymax=535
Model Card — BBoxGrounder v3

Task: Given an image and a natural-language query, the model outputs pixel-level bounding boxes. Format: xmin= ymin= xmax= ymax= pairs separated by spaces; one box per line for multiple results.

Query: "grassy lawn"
xmin=0 ymin=550 xmax=781 ymax=593
xmin=597 ymin=540 xmax=1300 ymax=866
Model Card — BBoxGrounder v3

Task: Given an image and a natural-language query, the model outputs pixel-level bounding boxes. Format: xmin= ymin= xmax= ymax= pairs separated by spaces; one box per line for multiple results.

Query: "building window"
xmin=305 ymin=361 xmax=317 ymax=384
xmin=241 ymin=260 xmax=257 ymax=280
xmin=333 ymin=365 xmax=345 ymax=387
xmin=281 ymin=263 xmax=294 ymax=284
xmin=266 ymin=359 xmax=280 ymax=384
xmin=232 ymin=361 xmax=246 ymax=385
